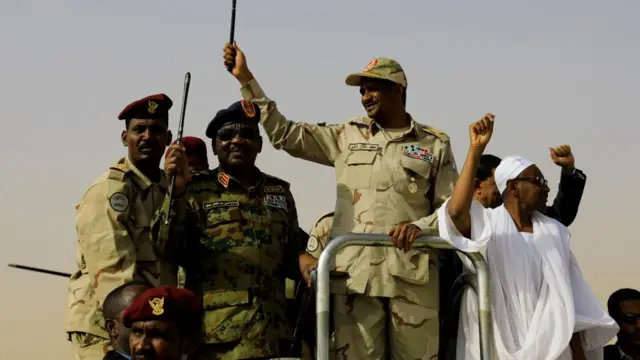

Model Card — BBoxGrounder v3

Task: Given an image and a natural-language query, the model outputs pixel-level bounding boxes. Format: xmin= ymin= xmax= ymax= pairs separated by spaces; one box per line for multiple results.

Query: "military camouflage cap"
xmin=345 ymin=58 xmax=408 ymax=88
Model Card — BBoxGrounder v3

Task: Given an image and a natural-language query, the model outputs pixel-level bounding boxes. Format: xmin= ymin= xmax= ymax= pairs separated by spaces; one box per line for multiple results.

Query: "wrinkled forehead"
xmin=128 ymin=118 xmax=169 ymax=129
xmin=131 ymin=319 xmax=176 ymax=332
xmin=519 ymin=165 xmax=544 ymax=178
xmin=621 ymin=299 xmax=640 ymax=313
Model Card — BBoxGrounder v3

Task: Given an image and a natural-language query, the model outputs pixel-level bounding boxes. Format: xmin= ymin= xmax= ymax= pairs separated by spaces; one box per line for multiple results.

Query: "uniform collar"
xmin=123 ymin=156 xmax=168 ymax=191
xmin=215 ymin=167 xmax=264 ymax=191
xmin=363 ymin=113 xmax=427 ymax=141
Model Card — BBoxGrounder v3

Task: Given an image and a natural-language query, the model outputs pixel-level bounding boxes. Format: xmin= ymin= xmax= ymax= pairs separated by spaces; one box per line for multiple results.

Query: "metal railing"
xmin=315 ymin=233 xmax=493 ymax=360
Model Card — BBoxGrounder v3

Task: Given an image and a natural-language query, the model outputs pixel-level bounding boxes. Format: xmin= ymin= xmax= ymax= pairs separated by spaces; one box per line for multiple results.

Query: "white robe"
xmin=437 ymin=199 xmax=618 ymax=360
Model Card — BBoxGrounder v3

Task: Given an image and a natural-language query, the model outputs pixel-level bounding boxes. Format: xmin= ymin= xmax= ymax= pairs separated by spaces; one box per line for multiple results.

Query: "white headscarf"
xmin=494 ymin=155 xmax=535 ymax=194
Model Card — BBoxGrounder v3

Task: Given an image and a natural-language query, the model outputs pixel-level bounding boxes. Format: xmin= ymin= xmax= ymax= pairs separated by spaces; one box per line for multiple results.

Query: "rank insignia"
xmin=363 ymin=58 xmax=378 ymax=73
xmin=148 ymin=297 xmax=165 ymax=316
xmin=403 ymin=145 xmax=434 ymax=163
xmin=218 ymin=172 xmax=230 ymax=188
xmin=148 ymin=100 xmax=159 ymax=114
xmin=264 ymin=194 xmax=287 ymax=210
xmin=240 ymin=99 xmax=256 ymax=118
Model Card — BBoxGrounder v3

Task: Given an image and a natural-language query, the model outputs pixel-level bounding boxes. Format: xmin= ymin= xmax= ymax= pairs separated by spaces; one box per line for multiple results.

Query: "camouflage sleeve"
xmin=77 ymin=179 xmax=136 ymax=305
xmin=411 ymin=141 xmax=459 ymax=234
xmin=150 ymin=191 xmax=200 ymax=267
xmin=241 ymin=78 xmax=345 ymax=167
xmin=284 ymin=192 xmax=304 ymax=281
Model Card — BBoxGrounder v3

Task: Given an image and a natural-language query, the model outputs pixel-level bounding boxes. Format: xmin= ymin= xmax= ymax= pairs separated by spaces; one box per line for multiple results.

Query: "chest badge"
xmin=265 ymin=194 xmax=287 ymax=210
xmin=403 ymin=145 xmax=434 ymax=163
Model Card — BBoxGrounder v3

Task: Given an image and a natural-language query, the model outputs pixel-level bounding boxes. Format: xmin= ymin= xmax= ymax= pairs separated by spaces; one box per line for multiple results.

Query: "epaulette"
xmin=347 ymin=116 xmax=371 ymax=127
xmin=314 ymin=211 xmax=335 ymax=227
xmin=189 ymin=169 xmax=214 ymax=182
xmin=263 ymin=173 xmax=291 ymax=188
xmin=420 ymin=124 xmax=450 ymax=143
xmin=189 ymin=170 xmax=220 ymax=193
xmin=107 ymin=162 xmax=132 ymax=182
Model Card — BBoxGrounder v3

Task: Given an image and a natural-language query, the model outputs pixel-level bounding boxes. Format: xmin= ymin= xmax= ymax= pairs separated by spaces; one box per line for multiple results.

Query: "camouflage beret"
xmin=345 ymin=58 xmax=408 ymax=88
xmin=205 ymin=100 xmax=260 ymax=139
xmin=122 ymin=286 xmax=202 ymax=333
xmin=168 ymin=136 xmax=208 ymax=160
xmin=118 ymin=94 xmax=173 ymax=122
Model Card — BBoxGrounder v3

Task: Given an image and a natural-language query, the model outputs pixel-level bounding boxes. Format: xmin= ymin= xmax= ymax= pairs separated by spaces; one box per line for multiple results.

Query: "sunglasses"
xmin=217 ymin=127 xmax=259 ymax=141
xmin=620 ymin=313 xmax=640 ymax=325
xmin=513 ymin=176 xmax=548 ymax=187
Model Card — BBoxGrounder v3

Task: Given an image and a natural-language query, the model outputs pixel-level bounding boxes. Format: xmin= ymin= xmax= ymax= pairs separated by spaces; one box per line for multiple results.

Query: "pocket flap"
xmin=201 ymin=289 xmax=255 ymax=344
xmin=202 ymin=289 xmax=250 ymax=310
xmin=400 ymin=154 xmax=432 ymax=178
xmin=345 ymin=150 xmax=377 ymax=165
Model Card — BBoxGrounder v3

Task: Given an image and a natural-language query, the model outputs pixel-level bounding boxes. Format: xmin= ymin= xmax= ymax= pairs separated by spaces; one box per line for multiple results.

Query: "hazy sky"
xmin=1 ymin=1 xmax=639 ymax=358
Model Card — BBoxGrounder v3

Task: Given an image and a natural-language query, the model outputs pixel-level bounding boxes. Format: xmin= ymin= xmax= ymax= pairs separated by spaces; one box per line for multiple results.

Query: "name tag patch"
xmin=264 ymin=194 xmax=287 ymax=210
xmin=263 ymin=185 xmax=285 ymax=193
xmin=203 ymin=200 xmax=240 ymax=210
xmin=348 ymin=143 xmax=379 ymax=151
xmin=403 ymin=145 xmax=433 ymax=163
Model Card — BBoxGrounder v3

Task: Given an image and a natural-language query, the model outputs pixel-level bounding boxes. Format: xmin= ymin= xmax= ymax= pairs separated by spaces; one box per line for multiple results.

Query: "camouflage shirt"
xmin=151 ymin=168 xmax=303 ymax=359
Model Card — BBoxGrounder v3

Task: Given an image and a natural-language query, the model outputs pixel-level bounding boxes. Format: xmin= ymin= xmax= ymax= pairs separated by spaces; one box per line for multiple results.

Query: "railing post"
xmin=315 ymin=233 xmax=493 ymax=360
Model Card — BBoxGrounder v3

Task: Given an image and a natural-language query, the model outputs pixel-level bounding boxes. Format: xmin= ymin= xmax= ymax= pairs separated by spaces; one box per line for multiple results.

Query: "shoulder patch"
xmin=347 ymin=116 xmax=371 ymax=127
xmin=420 ymin=124 xmax=450 ymax=142
xmin=109 ymin=192 xmax=130 ymax=212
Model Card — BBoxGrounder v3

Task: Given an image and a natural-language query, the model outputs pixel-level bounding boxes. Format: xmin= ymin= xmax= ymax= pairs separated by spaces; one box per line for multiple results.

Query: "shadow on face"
xmin=618 ymin=299 xmax=640 ymax=346
xmin=475 ymin=171 xmax=503 ymax=208
xmin=130 ymin=320 xmax=185 ymax=360
xmin=213 ymin=122 xmax=262 ymax=170
xmin=506 ymin=165 xmax=550 ymax=211
xmin=122 ymin=119 xmax=171 ymax=166
xmin=359 ymin=78 xmax=403 ymax=120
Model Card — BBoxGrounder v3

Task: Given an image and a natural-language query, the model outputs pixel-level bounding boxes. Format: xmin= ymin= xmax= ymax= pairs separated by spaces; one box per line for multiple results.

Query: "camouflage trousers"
xmin=69 ymin=332 xmax=111 ymax=360
xmin=332 ymin=294 xmax=439 ymax=360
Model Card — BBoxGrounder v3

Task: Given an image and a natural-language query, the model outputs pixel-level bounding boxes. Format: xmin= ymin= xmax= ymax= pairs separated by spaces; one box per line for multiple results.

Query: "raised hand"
xmin=223 ymin=42 xmax=253 ymax=85
xmin=549 ymin=144 xmax=575 ymax=171
xmin=469 ymin=113 xmax=495 ymax=148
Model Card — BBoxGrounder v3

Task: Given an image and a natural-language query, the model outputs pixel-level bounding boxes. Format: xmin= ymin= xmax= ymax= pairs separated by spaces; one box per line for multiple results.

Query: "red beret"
xmin=165 ymin=136 xmax=209 ymax=161
xmin=118 ymin=94 xmax=173 ymax=121
xmin=122 ymin=286 xmax=202 ymax=332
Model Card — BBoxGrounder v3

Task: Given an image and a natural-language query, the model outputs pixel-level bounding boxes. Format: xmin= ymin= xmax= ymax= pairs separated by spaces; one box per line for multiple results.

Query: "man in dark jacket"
xmin=604 ymin=288 xmax=640 ymax=360
xmin=102 ymin=281 xmax=152 ymax=360
xmin=440 ymin=144 xmax=588 ymax=359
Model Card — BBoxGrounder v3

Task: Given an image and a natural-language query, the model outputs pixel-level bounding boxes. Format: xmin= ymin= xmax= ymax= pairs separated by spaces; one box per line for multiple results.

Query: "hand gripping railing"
xmin=315 ymin=233 xmax=493 ymax=360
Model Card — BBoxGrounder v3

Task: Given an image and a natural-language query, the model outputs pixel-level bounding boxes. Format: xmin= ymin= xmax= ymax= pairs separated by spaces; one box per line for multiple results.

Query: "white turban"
xmin=494 ymin=155 xmax=535 ymax=195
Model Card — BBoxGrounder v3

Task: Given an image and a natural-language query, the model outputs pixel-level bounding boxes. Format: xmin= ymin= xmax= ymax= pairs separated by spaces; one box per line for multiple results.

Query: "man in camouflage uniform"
xmin=65 ymin=94 xmax=178 ymax=360
xmin=223 ymin=43 xmax=459 ymax=359
xmin=152 ymin=100 xmax=304 ymax=359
